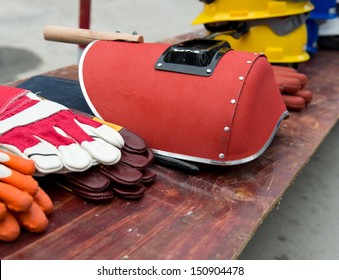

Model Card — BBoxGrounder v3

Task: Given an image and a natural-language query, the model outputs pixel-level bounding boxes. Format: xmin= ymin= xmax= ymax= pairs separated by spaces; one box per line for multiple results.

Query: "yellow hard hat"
xmin=193 ymin=0 xmax=314 ymax=24
xmin=210 ymin=22 xmax=310 ymax=63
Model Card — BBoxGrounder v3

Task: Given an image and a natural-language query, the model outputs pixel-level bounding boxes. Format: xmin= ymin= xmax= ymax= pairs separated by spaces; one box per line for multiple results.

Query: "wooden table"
xmin=0 ymin=45 xmax=338 ymax=260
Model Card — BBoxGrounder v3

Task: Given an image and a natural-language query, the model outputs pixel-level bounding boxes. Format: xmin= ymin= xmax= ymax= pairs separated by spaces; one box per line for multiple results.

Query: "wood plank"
xmin=0 ymin=45 xmax=338 ymax=260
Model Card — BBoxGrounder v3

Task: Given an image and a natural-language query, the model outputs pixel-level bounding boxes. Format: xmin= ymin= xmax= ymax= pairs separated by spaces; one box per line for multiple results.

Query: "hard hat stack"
xmin=318 ymin=0 xmax=339 ymax=50
xmin=306 ymin=0 xmax=337 ymax=53
xmin=192 ymin=0 xmax=314 ymax=64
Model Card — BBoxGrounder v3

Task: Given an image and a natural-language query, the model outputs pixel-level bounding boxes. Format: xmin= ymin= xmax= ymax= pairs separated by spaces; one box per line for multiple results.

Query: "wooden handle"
xmin=43 ymin=25 xmax=144 ymax=45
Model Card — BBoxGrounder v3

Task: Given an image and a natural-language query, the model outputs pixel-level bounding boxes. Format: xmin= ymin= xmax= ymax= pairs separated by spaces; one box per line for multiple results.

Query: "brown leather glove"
xmin=41 ymin=126 xmax=156 ymax=202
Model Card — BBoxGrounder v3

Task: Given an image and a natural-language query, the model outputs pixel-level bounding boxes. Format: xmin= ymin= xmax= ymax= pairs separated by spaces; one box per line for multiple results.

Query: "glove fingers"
xmin=273 ymin=68 xmax=307 ymax=87
xmin=112 ymin=183 xmax=145 ymax=200
xmin=24 ymin=141 xmax=65 ymax=174
xmin=0 ymin=128 xmax=64 ymax=173
xmin=53 ymin=111 xmax=124 ymax=166
xmin=99 ymin=163 xmax=143 ymax=186
xmin=1 ymin=114 xmax=99 ymax=173
xmin=14 ymin=201 xmax=49 ymax=233
xmin=81 ymin=139 xmax=122 ymax=166
xmin=34 ymin=187 xmax=53 ymax=215
xmin=0 ymin=150 xmax=35 ymax=175
xmin=141 ymin=169 xmax=157 ymax=185
xmin=0 ymin=201 xmax=6 ymax=221
xmin=69 ymin=109 xmax=125 ymax=147
xmin=120 ymin=150 xmax=153 ymax=170
xmin=143 ymin=148 xmax=154 ymax=164
xmin=44 ymin=170 xmax=115 ymax=202
xmin=0 ymin=182 xmax=33 ymax=212
xmin=281 ymin=94 xmax=305 ymax=111
xmin=57 ymin=142 xmax=95 ymax=172
xmin=26 ymin=135 xmax=94 ymax=173
xmin=292 ymin=89 xmax=313 ymax=104
xmin=0 ymin=210 xmax=20 ymax=242
xmin=73 ymin=122 xmax=123 ymax=165
xmin=119 ymin=128 xmax=147 ymax=154
xmin=275 ymin=76 xmax=301 ymax=93
xmin=75 ymin=117 xmax=124 ymax=148
xmin=0 ymin=165 xmax=38 ymax=196
xmin=119 ymin=148 xmax=154 ymax=171
xmin=0 ymin=88 xmax=123 ymax=173
xmin=33 ymin=125 xmax=95 ymax=172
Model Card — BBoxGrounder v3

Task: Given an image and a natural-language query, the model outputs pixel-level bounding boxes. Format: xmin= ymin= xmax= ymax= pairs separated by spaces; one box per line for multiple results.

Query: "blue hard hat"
xmin=306 ymin=18 xmax=320 ymax=53
xmin=310 ymin=0 xmax=337 ymax=19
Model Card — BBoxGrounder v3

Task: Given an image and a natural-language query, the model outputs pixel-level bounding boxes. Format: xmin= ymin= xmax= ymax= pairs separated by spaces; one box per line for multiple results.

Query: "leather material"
xmin=41 ymin=130 xmax=156 ymax=202
xmin=112 ymin=183 xmax=145 ymax=200
xmin=120 ymin=149 xmax=154 ymax=170
xmin=42 ymin=146 xmax=156 ymax=202
xmin=64 ymin=167 xmax=111 ymax=192
xmin=79 ymin=40 xmax=288 ymax=165
xmin=98 ymin=163 xmax=143 ymax=186
xmin=119 ymin=128 xmax=148 ymax=154
xmin=45 ymin=169 xmax=115 ymax=202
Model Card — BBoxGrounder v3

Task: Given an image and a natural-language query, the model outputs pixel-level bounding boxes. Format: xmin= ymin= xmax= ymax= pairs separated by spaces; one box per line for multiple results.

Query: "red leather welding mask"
xmin=79 ymin=39 xmax=288 ymax=165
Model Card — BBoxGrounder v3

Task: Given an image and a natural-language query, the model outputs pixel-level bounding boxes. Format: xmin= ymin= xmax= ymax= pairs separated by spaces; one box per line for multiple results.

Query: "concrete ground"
xmin=0 ymin=0 xmax=338 ymax=260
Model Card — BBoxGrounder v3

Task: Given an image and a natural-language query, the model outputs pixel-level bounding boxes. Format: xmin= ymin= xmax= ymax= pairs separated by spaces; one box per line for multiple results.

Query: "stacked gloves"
xmin=0 ymin=150 xmax=53 ymax=241
xmin=44 ymin=117 xmax=156 ymax=201
xmin=0 ymin=85 xmax=156 ymax=240
xmin=272 ymin=65 xmax=313 ymax=111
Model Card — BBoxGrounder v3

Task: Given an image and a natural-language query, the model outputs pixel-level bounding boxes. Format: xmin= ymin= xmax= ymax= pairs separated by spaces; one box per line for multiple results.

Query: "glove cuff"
xmin=0 ymin=86 xmax=28 ymax=115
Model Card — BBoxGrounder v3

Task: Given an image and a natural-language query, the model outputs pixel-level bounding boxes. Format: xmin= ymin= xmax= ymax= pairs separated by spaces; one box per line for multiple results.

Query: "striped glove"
xmin=0 ymin=86 xmax=124 ymax=174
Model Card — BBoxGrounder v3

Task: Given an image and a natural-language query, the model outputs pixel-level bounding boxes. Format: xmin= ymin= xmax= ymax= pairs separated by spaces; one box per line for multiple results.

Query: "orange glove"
xmin=0 ymin=150 xmax=53 ymax=241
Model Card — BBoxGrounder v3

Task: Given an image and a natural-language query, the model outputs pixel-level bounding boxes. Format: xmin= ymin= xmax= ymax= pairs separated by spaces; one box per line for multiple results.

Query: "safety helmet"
xmin=306 ymin=0 xmax=337 ymax=52
xmin=309 ymin=0 xmax=337 ymax=20
xmin=192 ymin=0 xmax=314 ymax=24
xmin=318 ymin=14 xmax=339 ymax=49
xmin=209 ymin=19 xmax=310 ymax=63
xmin=319 ymin=0 xmax=339 ymax=36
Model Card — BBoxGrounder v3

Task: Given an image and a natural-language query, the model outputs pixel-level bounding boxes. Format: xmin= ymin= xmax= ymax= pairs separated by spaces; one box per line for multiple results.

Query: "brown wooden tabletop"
xmin=0 ymin=43 xmax=338 ymax=260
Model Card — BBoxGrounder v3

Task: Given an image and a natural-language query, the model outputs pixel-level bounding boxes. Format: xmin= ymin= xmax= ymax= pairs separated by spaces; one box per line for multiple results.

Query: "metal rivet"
xmin=206 ymin=68 xmax=212 ymax=73
xmin=219 ymin=153 xmax=225 ymax=159
xmin=231 ymin=99 xmax=236 ymax=104
xmin=239 ymin=76 xmax=245 ymax=81
xmin=157 ymin=63 xmax=163 ymax=67
xmin=224 ymin=126 xmax=230 ymax=132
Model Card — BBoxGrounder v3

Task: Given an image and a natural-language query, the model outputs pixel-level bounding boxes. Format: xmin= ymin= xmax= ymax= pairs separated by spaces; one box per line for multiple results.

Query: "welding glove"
xmin=0 ymin=86 xmax=124 ymax=174
xmin=0 ymin=150 xmax=53 ymax=241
